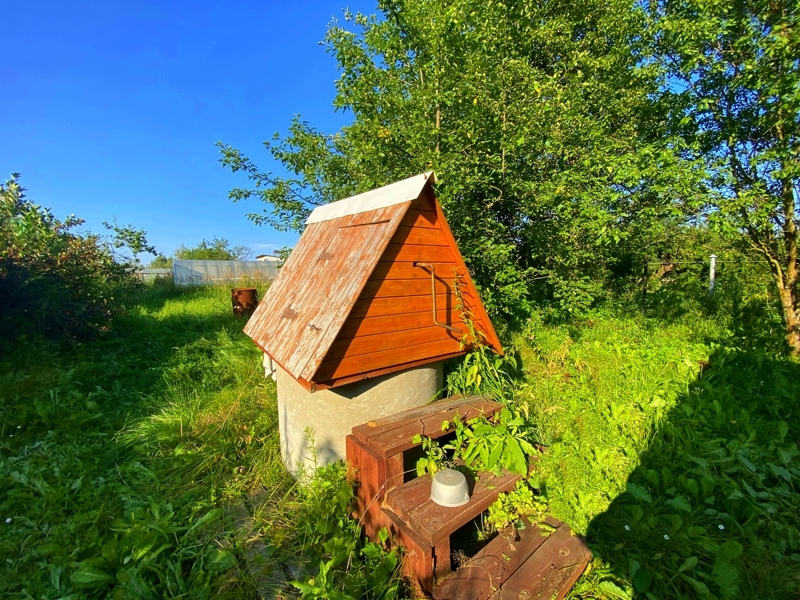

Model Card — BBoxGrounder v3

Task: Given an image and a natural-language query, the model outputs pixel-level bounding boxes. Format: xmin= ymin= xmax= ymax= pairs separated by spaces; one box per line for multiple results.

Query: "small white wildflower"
xmin=624 ymin=525 xmax=631 ymax=531
xmin=718 ymin=524 xmax=725 ymax=530
xmin=16 ymin=426 xmax=20 ymax=429
xmin=664 ymin=534 xmax=670 ymax=540
xmin=9 ymin=435 xmax=12 ymax=438
xmin=5 ymin=518 xmax=11 ymax=524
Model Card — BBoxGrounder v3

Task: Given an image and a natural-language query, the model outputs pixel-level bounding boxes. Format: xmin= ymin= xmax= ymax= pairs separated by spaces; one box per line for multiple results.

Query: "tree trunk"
xmin=778 ymin=285 xmax=800 ymax=355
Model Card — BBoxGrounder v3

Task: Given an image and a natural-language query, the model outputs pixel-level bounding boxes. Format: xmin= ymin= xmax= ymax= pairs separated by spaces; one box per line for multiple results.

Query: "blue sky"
xmin=1 ymin=0 xmax=376 ymax=260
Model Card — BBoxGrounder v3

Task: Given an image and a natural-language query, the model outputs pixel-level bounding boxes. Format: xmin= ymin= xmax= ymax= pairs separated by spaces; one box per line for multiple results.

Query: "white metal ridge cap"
xmin=305 ymin=172 xmax=436 ymax=224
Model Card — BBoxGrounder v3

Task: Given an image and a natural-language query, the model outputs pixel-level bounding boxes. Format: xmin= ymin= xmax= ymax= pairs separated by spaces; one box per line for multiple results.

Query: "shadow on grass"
xmin=585 ymin=348 xmax=800 ymax=599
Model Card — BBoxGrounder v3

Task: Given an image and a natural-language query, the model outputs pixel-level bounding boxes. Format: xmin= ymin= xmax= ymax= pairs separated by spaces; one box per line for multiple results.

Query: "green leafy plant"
xmin=411 ymin=434 xmax=448 ymax=477
xmin=486 ymin=480 xmax=548 ymax=533
xmin=0 ymin=174 xmax=154 ymax=341
xmin=289 ymin=464 xmax=402 ymax=599
xmin=447 ymin=270 xmax=518 ymax=402
xmin=444 ymin=408 xmax=537 ymax=477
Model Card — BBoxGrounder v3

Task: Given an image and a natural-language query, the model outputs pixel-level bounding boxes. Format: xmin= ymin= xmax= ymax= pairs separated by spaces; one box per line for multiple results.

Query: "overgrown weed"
xmin=515 ymin=288 xmax=799 ymax=599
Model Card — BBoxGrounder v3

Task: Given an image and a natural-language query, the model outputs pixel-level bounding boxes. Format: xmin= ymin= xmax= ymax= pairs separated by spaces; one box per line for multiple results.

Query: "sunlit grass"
xmin=2 ymin=279 xmax=796 ymax=599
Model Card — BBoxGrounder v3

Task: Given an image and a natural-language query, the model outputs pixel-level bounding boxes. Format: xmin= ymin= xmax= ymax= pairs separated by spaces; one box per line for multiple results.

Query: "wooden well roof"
xmin=243 ymin=172 xmax=501 ymax=391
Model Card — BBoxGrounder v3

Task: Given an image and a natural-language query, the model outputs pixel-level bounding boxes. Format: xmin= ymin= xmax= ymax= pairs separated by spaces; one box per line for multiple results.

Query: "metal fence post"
xmin=709 ymin=254 xmax=717 ymax=294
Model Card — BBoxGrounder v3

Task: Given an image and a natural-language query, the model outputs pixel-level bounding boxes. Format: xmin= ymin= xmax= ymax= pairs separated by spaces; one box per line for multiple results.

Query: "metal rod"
xmin=709 ymin=254 xmax=717 ymax=294
xmin=413 ymin=262 xmax=462 ymax=334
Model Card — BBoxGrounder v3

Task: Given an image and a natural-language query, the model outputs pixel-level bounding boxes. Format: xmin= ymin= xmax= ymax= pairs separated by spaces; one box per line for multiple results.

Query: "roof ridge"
xmin=305 ymin=172 xmax=435 ymax=224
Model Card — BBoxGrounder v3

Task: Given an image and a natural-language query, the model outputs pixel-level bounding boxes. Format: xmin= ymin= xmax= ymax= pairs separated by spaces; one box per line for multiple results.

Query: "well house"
xmin=243 ymin=172 xmax=501 ymax=473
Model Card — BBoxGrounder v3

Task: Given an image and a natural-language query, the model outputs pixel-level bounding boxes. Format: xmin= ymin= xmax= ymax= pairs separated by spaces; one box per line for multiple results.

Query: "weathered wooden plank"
xmin=325 ymin=325 xmax=462 ymax=362
xmin=419 ymin=401 xmax=502 ymax=437
xmin=360 ymin=277 xmax=459 ymax=299
xmin=384 ymin=509 xmax=435 ymax=596
xmin=489 ymin=524 xmax=591 ymax=600
xmin=408 ymin=191 xmax=436 ymax=213
xmin=337 ymin=310 xmax=461 ymax=340
xmin=314 ymin=351 xmax=468 ymax=390
xmin=386 ymin=470 xmax=521 ymax=546
xmin=346 ymin=435 xmax=391 ymax=539
xmin=351 ymin=396 xmax=495 ymax=445
xmin=391 ymin=225 xmax=451 ymax=247
xmin=434 ymin=536 xmax=452 ymax=582
xmin=400 ymin=208 xmax=439 ymax=229
xmin=381 ymin=243 xmax=456 ymax=264
xmin=364 ymin=400 xmax=503 ymax=458
xmin=314 ymin=338 xmax=465 ymax=382
xmin=244 ymin=202 xmax=412 ymax=384
xmin=371 ymin=260 xmax=459 ymax=281
xmin=349 ymin=294 xmax=471 ymax=320
xmin=431 ymin=517 xmax=564 ymax=600
xmin=384 ymin=475 xmax=430 ymax=522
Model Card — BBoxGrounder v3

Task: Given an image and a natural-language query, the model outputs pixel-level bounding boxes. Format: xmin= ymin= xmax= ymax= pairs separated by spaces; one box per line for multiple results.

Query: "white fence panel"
xmin=173 ymin=260 xmax=279 ymax=286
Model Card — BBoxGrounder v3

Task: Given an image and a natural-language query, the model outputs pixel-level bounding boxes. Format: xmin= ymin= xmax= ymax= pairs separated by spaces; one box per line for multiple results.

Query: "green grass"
xmin=1 ymin=280 xmax=797 ymax=599
xmin=0 ymin=281 xmax=289 ymax=598
xmin=513 ymin=305 xmax=800 ymax=599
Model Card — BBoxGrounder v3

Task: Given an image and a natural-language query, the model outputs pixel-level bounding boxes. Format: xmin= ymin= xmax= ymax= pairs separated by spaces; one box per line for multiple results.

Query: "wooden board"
xmin=346 ymin=435 xmax=403 ymax=540
xmin=336 ymin=310 xmax=463 ymax=340
xmin=362 ymin=400 xmax=503 ymax=458
xmin=348 ymin=294 xmax=470 ymax=320
xmin=370 ymin=260 xmax=460 ymax=281
xmin=400 ymin=208 xmax=439 ymax=229
xmin=489 ymin=525 xmax=591 ymax=600
xmin=385 ymin=470 xmax=521 ymax=546
xmin=325 ymin=325 xmax=462 ymax=362
xmin=351 ymin=396 xmax=499 ymax=445
xmin=383 ymin=509 xmax=435 ymax=595
xmin=314 ymin=351 xmax=468 ymax=390
xmin=359 ymin=277 xmax=459 ymax=299
xmin=314 ymin=338 xmax=465 ymax=382
xmin=391 ymin=225 xmax=451 ymax=246
xmin=380 ymin=243 xmax=456 ymax=264
xmin=243 ymin=202 xmax=411 ymax=384
xmin=431 ymin=516 xmax=563 ymax=600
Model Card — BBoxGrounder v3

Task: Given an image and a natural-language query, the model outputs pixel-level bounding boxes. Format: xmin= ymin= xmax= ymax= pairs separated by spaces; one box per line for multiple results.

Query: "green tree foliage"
xmin=651 ymin=0 xmax=800 ymax=352
xmin=151 ymin=237 xmax=253 ymax=267
xmin=218 ymin=0 xmax=702 ymax=321
xmin=0 ymin=174 xmax=153 ymax=341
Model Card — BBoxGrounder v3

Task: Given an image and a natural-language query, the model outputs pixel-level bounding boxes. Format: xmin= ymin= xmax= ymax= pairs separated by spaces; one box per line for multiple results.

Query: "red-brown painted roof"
xmin=243 ymin=172 xmax=501 ymax=390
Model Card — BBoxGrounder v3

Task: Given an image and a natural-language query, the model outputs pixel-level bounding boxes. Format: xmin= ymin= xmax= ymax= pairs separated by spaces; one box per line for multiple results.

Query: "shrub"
xmin=0 ymin=174 xmax=151 ymax=341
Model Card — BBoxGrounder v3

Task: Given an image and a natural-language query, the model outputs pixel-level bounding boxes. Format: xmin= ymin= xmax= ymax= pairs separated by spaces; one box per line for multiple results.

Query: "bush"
xmin=0 ymin=174 xmax=149 ymax=341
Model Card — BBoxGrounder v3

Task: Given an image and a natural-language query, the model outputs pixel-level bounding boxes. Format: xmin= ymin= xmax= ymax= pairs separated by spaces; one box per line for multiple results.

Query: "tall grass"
xmin=0 ymin=283 xmax=288 ymax=598
xmin=512 ymin=299 xmax=799 ymax=599
xmin=2 ymin=276 xmax=796 ymax=599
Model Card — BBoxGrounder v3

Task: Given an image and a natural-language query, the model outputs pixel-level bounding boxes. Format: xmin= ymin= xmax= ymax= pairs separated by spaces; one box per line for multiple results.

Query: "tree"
xmin=172 ymin=237 xmax=252 ymax=262
xmin=0 ymin=174 xmax=152 ymax=340
xmin=218 ymin=0 xmax=701 ymax=321
xmin=102 ymin=217 xmax=157 ymax=265
xmin=652 ymin=0 xmax=800 ymax=352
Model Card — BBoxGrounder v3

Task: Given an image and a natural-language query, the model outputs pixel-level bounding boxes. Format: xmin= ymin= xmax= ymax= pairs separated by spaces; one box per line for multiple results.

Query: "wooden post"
xmin=642 ymin=261 xmax=648 ymax=307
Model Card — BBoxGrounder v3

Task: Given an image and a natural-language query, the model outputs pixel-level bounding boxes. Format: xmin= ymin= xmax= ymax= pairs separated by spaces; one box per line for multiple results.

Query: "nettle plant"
xmin=413 ymin=273 xmax=551 ymax=534
xmin=412 ymin=408 xmax=547 ymax=534
xmin=447 ymin=270 xmax=518 ymax=403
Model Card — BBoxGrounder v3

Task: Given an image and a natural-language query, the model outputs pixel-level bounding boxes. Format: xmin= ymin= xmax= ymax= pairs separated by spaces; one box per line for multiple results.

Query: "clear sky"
xmin=1 ymin=0 xmax=377 ymax=260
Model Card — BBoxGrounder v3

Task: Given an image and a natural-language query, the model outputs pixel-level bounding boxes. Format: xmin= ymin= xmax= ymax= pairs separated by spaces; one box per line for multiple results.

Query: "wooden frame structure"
xmin=346 ymin=396 xmax=592 ymax=599
xmin=244 ymin=172 xmax=502 ymax=391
